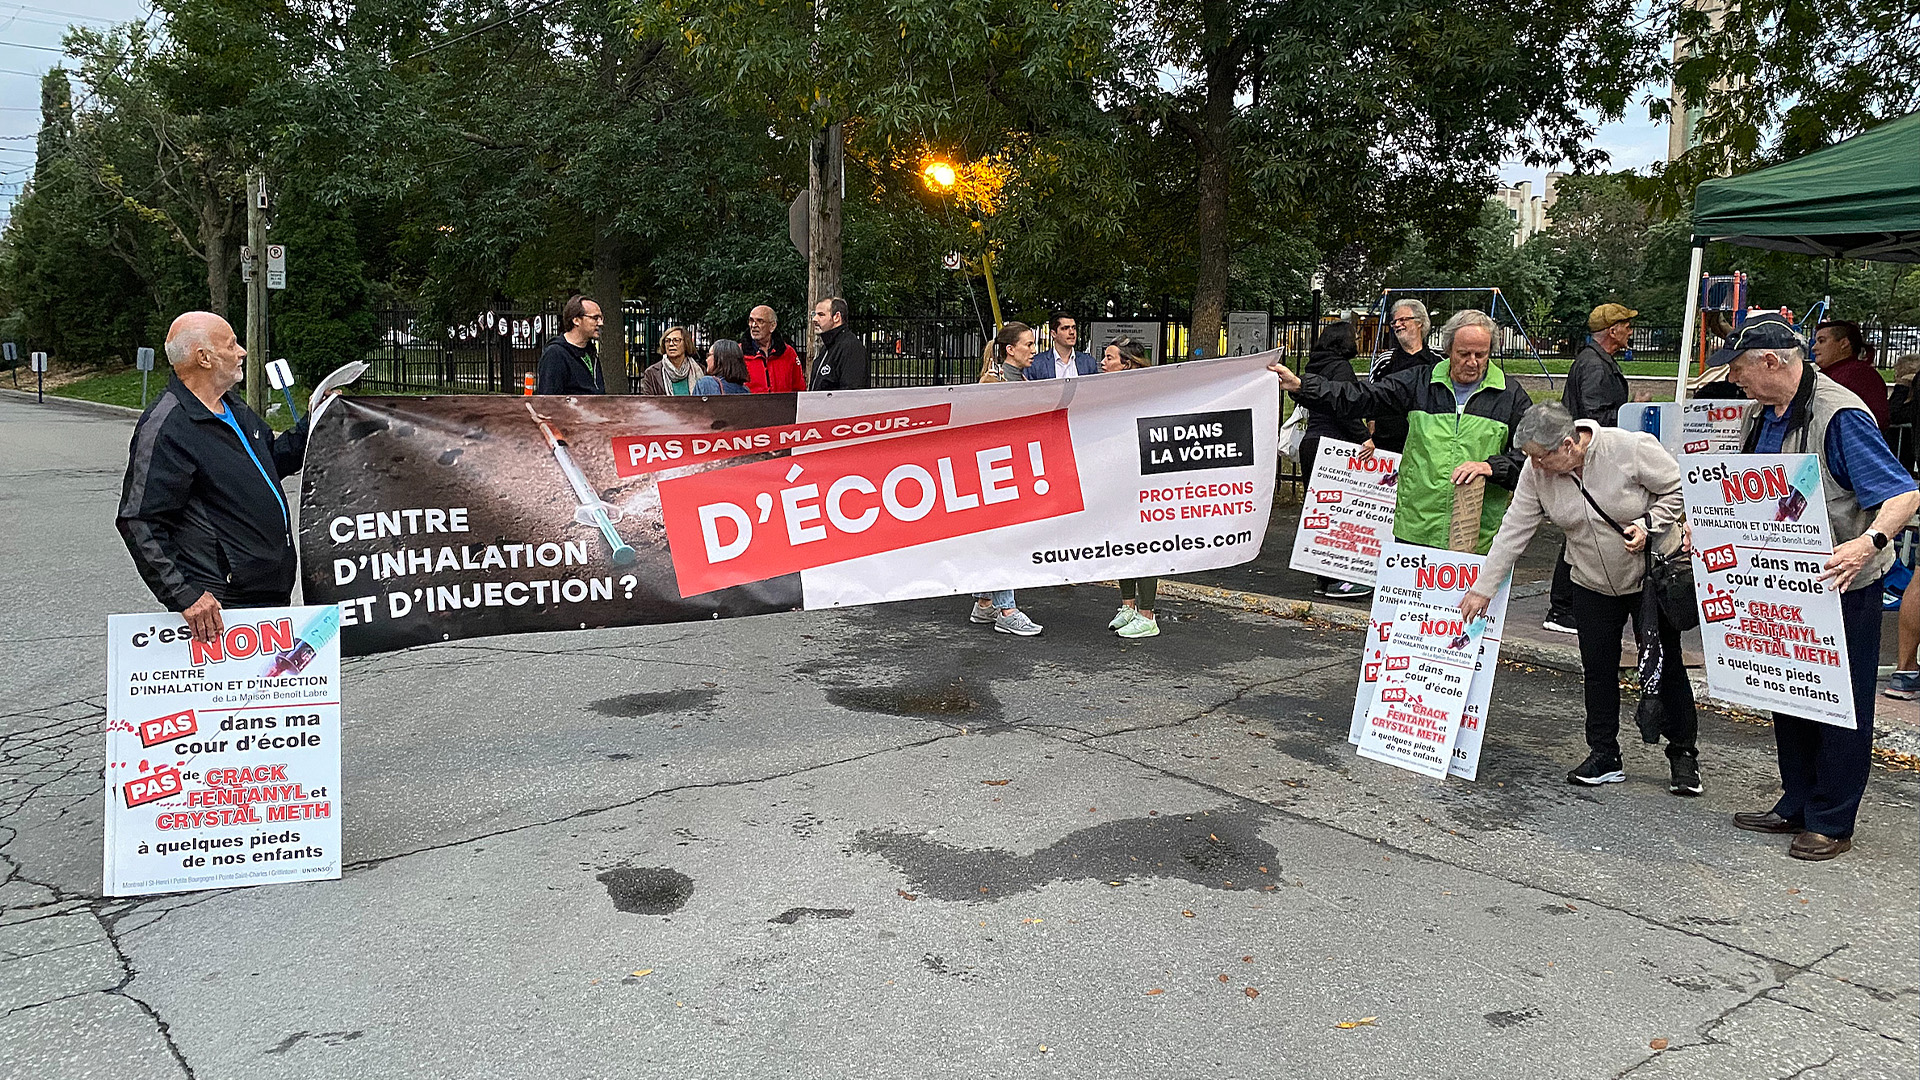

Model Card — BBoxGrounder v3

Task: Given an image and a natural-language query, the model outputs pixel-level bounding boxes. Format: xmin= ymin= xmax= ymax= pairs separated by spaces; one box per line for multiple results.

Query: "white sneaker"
xmin=1542 ymin=619 xmax=1578 ymax=635
xmin=994 ymin=610 xmax=1043 ymax=636
xmin=1108 ymin=606 xmax=1140 ymax=630
xmin=1117 ymin=615 xmax=1159 ymax=639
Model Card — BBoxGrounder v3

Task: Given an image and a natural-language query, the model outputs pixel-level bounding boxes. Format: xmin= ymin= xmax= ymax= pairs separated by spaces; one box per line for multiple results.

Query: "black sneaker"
xmin=1668 ymin=753 xmax=1703 ymax=797
xmin=1567 ymin=750 xmax=1625 ymax=786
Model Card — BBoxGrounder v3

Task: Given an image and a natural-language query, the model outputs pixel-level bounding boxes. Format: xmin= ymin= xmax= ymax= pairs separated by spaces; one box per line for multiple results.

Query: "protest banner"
xmin=1618 ymin=400 xmax=1752 ymax=457
xmin=301 ymin=356 xmax=1278 ymax=655
xmin=1356 ymin=601 xmax=1482 ymax=779
xmin=1681 ymin=454 xmax=1855 ymax=728
xmin=1287 ymin=438 xmax=1401 ymax=586
xmin=1350 ymin=541 xmax=1512 ymax=780
xmin=103 ymin=606 xmax=342 ymax=896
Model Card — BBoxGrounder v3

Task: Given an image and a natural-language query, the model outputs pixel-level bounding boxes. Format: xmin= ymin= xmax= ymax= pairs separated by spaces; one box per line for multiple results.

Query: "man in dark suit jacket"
xmin=1025 ymin=313 xmax=1099 ymax=380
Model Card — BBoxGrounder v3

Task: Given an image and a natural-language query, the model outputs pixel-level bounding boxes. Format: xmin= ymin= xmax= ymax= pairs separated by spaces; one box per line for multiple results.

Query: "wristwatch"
xmin=1866 ymin=529 xmax=1889 ymax=549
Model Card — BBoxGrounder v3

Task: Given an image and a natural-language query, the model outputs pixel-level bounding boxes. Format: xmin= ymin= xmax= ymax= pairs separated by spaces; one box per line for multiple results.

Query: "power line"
xmin=0 ymin=3 xmax=117 ymax=25
xmin=0 ymin=66 xmax=50 ymax=76
xmin=0 ymin=39 xmax=65 ymax=53
xmin=396 ymin=0 xmax=569 ymax=62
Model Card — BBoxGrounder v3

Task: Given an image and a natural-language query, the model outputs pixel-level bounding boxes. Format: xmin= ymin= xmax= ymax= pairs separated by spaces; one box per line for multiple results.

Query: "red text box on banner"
xmin=612 ymin=404 xmax=953 ymax=476
xmin=657 ymin=410 xmax=1082 ymax=596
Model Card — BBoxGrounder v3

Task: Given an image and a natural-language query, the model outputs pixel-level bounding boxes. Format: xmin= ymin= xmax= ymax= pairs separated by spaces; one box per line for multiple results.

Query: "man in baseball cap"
xmin=1725 ymin=311 xmax=1918 ymax=860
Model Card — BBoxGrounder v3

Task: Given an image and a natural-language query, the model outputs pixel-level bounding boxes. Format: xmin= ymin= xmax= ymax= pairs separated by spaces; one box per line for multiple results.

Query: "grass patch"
xmin=48 ymin=366 xmax=299 ymax=430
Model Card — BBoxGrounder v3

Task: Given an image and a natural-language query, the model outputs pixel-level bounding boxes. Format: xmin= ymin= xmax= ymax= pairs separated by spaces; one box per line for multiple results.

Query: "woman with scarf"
xmin=1459 ymin=401 xmax=1701 ymax=796
xmin=640 ymin=326 xmax=701 ymax=395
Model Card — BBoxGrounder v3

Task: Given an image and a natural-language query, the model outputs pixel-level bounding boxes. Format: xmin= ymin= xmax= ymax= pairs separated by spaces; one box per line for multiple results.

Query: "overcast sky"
xmin=0 ymin=1 xmax=1673 ymax=221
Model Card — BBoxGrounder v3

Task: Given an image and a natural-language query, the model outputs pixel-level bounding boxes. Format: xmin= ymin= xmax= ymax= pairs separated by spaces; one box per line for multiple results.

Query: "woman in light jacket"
xmin=1459 ymin=401 xmax=1701 ymax=795
xmin=694 ymin=339 xmax=752 ymax=395
xmin=969 ymin=322 xmax=1044 ymax=635
xmin=640 ymin=326 xmax=701 ymax=395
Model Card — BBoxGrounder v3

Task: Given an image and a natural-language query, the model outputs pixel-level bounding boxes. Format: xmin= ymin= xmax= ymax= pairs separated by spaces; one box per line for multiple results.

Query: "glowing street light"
xmin=922 ymin=160 xmax=958 ymax=191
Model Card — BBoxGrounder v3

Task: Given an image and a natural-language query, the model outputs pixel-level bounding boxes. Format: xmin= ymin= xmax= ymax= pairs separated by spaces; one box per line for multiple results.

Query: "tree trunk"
xmin=1189 ymin=2 xmax=1238 ymax=360
xmin=593 ymin=218 xmax=627 ymax=394
xmin=200 ymin=186 xmax=233 ymax=319
xmin=806 ymin=122 xmax=843 ymax=372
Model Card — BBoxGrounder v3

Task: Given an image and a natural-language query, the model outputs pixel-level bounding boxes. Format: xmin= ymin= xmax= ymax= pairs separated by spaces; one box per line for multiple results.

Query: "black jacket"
xmin=1562 ymin=340 xmax=1630 ymax=426
xmin=536 ymin=337 xmax=604 ymax=395
xmin=1300 ymin=343 xmax=1369 ymax=445
xmin=117 ymin=375 xmax=310 ymax=610
xmin=1367 ymin=343 xmax=1441 ymax=453
xmin=810 ymin=324 xmax=869 ymax=391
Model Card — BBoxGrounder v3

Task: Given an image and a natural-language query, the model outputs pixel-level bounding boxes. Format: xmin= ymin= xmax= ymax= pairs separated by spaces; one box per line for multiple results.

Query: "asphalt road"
xmin=2 ymin=390 xmax=1915 ymax=1080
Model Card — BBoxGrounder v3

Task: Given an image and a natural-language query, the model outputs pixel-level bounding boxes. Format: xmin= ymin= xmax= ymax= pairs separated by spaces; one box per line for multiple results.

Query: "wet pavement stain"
xmin=266 ymin=1031 xmax=365 ymax=1055
xmin=827 ymin=680 xmax=995 ymax=720
xmin=591 ymin=689 xmax=720 ymax=719
xmin=853 ymin=808 xmax=1280 ymax=900
xmin=769 ymin=907 xmax=854 ymax=924
xmin=597 ymin=867 xmax=694 ymax=914
xmin=1484 ymin=1007 xmax=1541 ymax=1028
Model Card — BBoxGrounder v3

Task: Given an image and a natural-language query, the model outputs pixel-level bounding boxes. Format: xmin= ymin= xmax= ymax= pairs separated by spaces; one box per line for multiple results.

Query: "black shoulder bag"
xmin=1576 ymin=482 xmax=1700 ymax=631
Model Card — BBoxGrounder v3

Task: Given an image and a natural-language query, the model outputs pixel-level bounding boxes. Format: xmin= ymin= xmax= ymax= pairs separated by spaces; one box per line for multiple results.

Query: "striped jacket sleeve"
xmin=115 ymin=398 xmax=202 ymax=611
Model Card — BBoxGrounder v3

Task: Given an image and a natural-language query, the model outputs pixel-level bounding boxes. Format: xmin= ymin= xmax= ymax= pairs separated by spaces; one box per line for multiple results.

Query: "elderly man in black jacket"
xmin=117 ymin=312 xmax=311 ymax=643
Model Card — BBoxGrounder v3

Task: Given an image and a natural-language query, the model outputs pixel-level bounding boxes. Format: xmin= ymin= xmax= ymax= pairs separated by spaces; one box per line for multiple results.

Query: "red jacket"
xmin=744 ymin=337 xmax=805 ymax=394
xmin=1819 ymin=356 xmax=1891 ymax=430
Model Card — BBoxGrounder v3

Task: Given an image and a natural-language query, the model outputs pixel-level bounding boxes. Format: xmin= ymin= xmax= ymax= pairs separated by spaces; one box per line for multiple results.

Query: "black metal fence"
xmin=359 ymin=303 xmax=1920 ymax=395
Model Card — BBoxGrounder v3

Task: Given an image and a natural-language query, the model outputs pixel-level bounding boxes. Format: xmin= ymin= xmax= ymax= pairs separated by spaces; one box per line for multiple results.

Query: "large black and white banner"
xmin=301 ymin=356 xmax=1280 ymax=654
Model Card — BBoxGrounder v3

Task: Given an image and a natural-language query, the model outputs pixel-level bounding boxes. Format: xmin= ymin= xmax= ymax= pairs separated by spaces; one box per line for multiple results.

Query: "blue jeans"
xmin=1770 ymin=578 xmax=1881 ymax=839
xmin=974 ymin=591 xmax=1014 ymax=610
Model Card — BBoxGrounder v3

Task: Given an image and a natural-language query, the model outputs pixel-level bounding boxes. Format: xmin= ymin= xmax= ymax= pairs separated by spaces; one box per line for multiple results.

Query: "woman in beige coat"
xmin=1460 ymin=401 xmax=1701 ymax=795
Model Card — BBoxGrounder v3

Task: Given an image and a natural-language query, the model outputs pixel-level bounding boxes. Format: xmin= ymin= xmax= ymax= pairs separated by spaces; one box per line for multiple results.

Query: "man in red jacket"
xmin=743 ymin=305 xmax=806 ymax=393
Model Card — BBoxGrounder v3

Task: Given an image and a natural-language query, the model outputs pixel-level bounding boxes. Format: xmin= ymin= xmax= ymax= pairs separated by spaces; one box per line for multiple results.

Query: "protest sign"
xmin=1287 ymin=438 xmax=1400 ymax=586
xmin=302 ymin=356 xmax=1278 ymax=655
xmin=1682 ymin=454 xmax=1855 ymax=728
xmin=103 ymin=606 xmax=342 ymax=896
xmin=1350 ymin=541 xmax=1512 ymax=780
xmin=1618 ymin=400 xmax=1752 ymax=457
xmin=1356 ymin=601 xmax=1482 ymax=779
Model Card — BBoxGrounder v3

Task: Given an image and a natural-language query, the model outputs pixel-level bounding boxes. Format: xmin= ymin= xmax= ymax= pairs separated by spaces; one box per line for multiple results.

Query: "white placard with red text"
xmin=1350 ymin=541 xmax=1511 ymax=780
xmin=1356 ymin=602 xmax=1482 ymax=779
xmin=1618 ymin=400 xmax=1753 ymax=458
xmin=103 ymin=606 xmax=343 ymax=896
xmin=1682 ymin=454 xmax=1855 ymax=728
xmin=1289 ymin=438 xmax=1401 ymax=586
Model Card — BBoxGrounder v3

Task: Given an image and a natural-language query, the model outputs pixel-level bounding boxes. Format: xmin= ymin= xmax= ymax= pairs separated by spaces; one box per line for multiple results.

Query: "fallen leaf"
xmin=982 ymin=779 xmax=1010 ymax=786
xmin=1244 ymin=987 xmax=1260 ymax=999
xmin=897 ymin=890 xmax=918 ymax=901
xmin=1250 ymin=732 xmax=1268 ymax=738
xmin=1182 ymin=910 xmax=1196 ymax=918
xmin=1218 ymin=974 xmax=1231 ymax=983
xmin=629 ymin=969 xmax=652 ymax=978
xmin=1360 ymin=1016 xmax=1377 ymax=1024
xmin=1787 ymin=887 xmax=1800 ymax=894
xmin=1209 ymin=833 xmax=1220 ymax=842
xmin=1336 ymin=1017 xmax=1378 ymax=1030
xmin=1649 ymin=1038 xmax=1669 ymax=1051
xmin=1145 ymin=988 xmax=1165 ymax=996
xmin=1108 ymin=881 xmax=1124 ymax=887
xmin=1258 ymin=866 xmax=1269 ymax=873
xmin=1038 ymin=1045 xmax=1049 ymax=1053
xmin=1022 ymin=917 xmax=1043 ymax=924
xmin=1242 ymin=956 xmax=1253 ymax=962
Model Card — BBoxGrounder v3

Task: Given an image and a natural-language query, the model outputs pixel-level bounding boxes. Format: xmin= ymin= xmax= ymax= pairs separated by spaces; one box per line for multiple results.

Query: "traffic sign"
xmin=942 ymin=252 xmax=964 ymax=271
xmin=266 ymin=244 xmax=287 ymax=290
xmin=135 ymin=347 xmax=155 ymax=371
xmin=29 ymin=351 xmax=47 ymax=372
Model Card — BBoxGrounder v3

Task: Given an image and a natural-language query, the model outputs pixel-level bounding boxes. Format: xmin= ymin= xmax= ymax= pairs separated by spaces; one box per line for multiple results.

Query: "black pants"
xmin=1120 ymin=578 xmax=1158 ymax=610
xmin=1548 ymin=548 xmax=1576 ymax=624
xmin=1567 ymin=580 xmax=1697 ymax=757
xmin=1771 ymin=580 xmax=1881 ymax=839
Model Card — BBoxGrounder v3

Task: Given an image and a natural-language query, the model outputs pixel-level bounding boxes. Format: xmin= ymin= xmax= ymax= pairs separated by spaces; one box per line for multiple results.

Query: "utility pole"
xmin=244 ymin=170 xmax=268 ymax=414
xmin=806 ymin=122 xmax=843 ymax=368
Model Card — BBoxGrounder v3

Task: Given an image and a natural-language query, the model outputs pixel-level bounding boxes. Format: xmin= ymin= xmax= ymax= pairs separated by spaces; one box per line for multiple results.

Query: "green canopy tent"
xmin=1675 ymin=111 xmax=1920 ymax=399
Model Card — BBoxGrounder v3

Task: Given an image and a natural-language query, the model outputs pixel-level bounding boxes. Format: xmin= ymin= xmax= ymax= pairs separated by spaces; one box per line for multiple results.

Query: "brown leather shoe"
xmin=1789 ymin=832 xmax=1853 ymax=861
xmin=1733 ymin=811 xmax=1800 ymax=834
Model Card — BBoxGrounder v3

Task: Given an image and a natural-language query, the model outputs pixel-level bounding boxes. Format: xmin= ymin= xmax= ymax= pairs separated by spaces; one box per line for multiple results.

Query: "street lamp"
xmin=921 ymin=157 xmax=1002 ymax=330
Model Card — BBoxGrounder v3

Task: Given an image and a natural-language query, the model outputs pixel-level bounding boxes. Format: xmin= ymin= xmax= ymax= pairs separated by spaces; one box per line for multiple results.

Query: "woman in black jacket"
xmin=1297 ymin=321 xmax=1373 ymax=599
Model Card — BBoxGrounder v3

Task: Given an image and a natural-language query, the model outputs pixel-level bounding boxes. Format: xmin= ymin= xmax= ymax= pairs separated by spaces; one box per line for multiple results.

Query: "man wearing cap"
xmin=1540 ymin=303 xmax=1648 ymax=633
xmin=1723 ymin=315 xmax=1918 ymax=860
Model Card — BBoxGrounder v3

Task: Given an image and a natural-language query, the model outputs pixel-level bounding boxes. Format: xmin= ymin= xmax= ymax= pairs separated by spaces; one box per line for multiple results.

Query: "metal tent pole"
xmin=1674 ymin=242 xmax=1706 ymax=405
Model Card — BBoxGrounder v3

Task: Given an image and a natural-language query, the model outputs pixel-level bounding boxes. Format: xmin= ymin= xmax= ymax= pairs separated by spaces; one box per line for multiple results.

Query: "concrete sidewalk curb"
xmin=1163 ymin=579 xmax=1920 ymax=761
xmin=0 ymin=386 xmax=143 ymax=419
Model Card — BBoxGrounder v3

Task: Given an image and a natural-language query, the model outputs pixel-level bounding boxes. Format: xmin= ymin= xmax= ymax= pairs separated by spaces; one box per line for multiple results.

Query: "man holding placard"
xmin=1722 ymin=315 xmax=1917 ymax=860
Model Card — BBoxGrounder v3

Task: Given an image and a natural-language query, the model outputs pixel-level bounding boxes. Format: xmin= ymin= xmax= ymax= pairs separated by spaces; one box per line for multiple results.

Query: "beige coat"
xmin=1476 ymin=421 xmax=1684 ymax=598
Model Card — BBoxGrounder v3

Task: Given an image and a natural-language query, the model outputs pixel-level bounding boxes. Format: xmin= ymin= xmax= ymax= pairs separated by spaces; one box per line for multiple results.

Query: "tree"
xmin=1119 ymin=0 xmax=1661 ymax=355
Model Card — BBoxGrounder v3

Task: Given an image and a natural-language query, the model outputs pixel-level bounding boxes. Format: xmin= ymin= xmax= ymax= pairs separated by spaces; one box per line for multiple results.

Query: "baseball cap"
xmin=1587 ymin=303 xmax=1637 ymax=331
xmin=1723 ymin=313 xmax=1806 ymax=355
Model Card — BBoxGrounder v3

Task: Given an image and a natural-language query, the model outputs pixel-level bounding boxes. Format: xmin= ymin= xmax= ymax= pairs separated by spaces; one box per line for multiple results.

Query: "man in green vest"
xmin=1270 ymin=309 xmax=1532 ymax=554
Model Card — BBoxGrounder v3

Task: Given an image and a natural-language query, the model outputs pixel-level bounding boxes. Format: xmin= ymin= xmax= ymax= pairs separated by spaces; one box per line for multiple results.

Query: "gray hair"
xmin=1513 ymin=401 xmax=1576 ymax=455
xmin=163 ymin=314 xmax=217 ymax=368
xmin=1733 ymin=346 xmax=1807 ymax=368
xmin=1389 ymin=298 xmax=1430 ymax=337
xmin=1439 ymin=309 xmax=1498 ymax=355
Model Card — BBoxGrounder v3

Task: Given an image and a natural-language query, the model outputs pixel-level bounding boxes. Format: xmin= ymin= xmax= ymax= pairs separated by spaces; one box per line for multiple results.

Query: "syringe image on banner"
xmin=526 ymin=401 xmax=638 ymax=566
